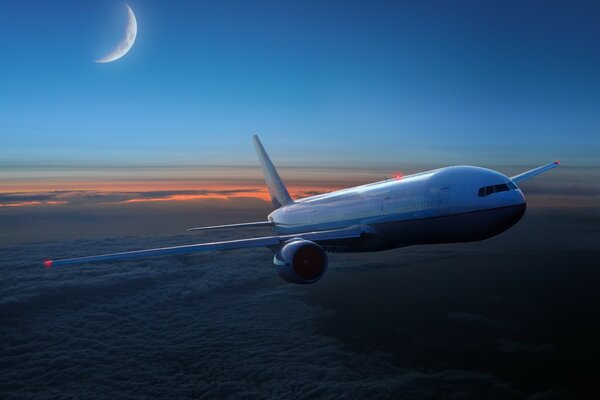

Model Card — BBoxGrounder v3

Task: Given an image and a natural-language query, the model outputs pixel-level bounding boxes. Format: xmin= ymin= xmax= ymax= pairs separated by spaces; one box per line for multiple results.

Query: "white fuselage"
xmin=268 ymin=166 xmax=526 ymax=251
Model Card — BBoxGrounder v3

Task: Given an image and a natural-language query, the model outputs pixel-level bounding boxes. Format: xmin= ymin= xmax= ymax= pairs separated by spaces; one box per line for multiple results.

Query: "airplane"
xmin=45 ymin=135 xmax=560 ymax=284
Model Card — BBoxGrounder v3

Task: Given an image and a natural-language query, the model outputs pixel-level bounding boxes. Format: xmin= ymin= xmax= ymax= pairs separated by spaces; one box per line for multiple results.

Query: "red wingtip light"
xmin=554 ymin=160 xmax=560 ymax=165
xmin=43 ymin=260 xmax=53 ymax=269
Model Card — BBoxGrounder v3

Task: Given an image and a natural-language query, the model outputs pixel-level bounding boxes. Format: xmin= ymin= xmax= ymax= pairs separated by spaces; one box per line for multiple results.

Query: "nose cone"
xmin=493 ymin=202 xmax=526 ymax=237
xmin=509 ymin=201 xmax=526 ymax=224
xmin=514 ymin=187 xmax=526 ymax=206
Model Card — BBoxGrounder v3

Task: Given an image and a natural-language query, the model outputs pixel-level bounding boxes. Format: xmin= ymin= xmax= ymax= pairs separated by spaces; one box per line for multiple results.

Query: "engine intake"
xmin=274 ymin=239 xmax=328 ymax=284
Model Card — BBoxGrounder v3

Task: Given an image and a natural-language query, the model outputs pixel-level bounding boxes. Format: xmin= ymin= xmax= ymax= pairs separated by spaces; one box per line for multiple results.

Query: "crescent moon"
xmin=95 ymin=4 xmax=137 ymax=63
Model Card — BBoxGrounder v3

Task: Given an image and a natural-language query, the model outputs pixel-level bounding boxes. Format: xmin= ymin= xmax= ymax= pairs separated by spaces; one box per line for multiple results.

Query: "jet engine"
xmin=274 ymin=239 xmax=328 ymax=284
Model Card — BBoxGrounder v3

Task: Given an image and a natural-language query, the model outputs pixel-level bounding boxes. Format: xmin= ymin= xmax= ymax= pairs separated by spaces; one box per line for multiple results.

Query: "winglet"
xmin=253 ymin=135 xmax=294 ymax=208
xmin=510 ymin=161 xmax=561 ymax=184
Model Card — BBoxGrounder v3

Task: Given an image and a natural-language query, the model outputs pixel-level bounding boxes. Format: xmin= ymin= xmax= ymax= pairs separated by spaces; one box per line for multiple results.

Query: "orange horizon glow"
xmin=0 ymin=181 xmax=343 ymax=207
xmin=0 ymin=180 xmax=343 ymax=194
xmin=1 ymin=168 xmax=595 ymax=209
xmin=0 ymin=200 xmax=67 ymax=208
xmin=122 ymin=190 xmax=272 ymax=203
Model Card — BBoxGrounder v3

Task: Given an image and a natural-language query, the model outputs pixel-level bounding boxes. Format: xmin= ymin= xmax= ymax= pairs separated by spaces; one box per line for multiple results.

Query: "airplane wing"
xmin=187 ymin=221 xmax=273 ymax=231
xmin=510 ymin=161 xmax=560 ymax=184
xmin=44 ymin=226 xmax=366 ymax=268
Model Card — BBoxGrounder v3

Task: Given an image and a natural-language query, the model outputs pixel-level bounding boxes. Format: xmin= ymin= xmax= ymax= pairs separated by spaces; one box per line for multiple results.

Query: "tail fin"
xmin=253 ymin=135 xmax=294 ymax=208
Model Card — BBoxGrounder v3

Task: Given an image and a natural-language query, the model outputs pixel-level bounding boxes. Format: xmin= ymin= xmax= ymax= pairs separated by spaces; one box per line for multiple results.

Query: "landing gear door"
xmin=438 ymin=187 xmax=451 ymax=215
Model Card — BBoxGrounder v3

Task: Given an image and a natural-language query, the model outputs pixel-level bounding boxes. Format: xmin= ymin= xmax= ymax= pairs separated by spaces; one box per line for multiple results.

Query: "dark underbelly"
xmin=330 ymin=203 xmax=526 ymax=252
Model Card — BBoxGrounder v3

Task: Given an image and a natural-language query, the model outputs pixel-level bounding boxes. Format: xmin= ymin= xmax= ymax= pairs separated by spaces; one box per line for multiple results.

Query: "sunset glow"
xmin=0 ymin=180 xmax=342 ymax=208
xmin=122 ymin=190 xmax=271 ymax=203
xmin=0 ymin=201 xmax=67 ymax=208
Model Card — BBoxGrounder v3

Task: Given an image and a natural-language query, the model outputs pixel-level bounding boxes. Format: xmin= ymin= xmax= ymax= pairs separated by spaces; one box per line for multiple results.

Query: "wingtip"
xmin=43 ymin=260 xmax=53 ymax=269
xmin=554 ymin=160 xmax=560 ymax=165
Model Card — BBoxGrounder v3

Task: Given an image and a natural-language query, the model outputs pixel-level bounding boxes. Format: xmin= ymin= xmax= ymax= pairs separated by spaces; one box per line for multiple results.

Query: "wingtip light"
xmin=554 ymin=160 xmax=560 ymax=165
xmin=43 ymin=260 xmax=53 ymax=269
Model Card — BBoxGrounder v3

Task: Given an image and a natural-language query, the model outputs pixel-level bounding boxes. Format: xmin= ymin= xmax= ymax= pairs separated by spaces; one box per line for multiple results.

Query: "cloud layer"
xmin=1 ymin=203 xmax=598 ymax=399
xmin=0 ymin=232 xmax=528 ymax=400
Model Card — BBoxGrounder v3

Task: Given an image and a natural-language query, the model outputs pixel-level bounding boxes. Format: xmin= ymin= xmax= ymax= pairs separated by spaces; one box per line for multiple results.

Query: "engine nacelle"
xmin=274 ymin=239 xmax=328 ymax=284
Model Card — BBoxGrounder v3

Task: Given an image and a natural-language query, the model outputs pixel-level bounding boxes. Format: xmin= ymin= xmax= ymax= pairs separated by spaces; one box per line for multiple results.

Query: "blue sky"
xmin=1 ymin=0 xmax=599 ymax=169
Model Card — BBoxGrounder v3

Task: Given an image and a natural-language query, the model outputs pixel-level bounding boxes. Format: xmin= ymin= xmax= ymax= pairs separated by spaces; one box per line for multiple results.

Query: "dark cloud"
xmin=447 ymin=312 xmax=489 ymax=324
xmin=0 ymin=234 xmax=522 ymax=400
xmin=0 ymin=194 xmax=273 ymax=246
xmin=297 ymin=190 xmax=329 ymax=197
xmin=495 ymin=339 xmax=555 ymax=354
xmin=305 ymin=208 xmax=600 ymax=399
xmin=0 ymin=192 xmax=62 ymax=203
xmin=1 ymin=208 xmax=598 ymax=399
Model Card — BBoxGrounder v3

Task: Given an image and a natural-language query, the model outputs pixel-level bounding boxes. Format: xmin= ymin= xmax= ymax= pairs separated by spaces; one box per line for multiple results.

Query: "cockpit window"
xmin=494 ymin=184 xmax=509 ymax=193
xmin=478 ymin=182 xmax=516 ymax=197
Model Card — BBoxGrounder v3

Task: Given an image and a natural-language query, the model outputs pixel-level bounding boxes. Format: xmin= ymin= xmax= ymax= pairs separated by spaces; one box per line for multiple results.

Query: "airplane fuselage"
xmin=269 ymin=166 xmax=526 ymax=251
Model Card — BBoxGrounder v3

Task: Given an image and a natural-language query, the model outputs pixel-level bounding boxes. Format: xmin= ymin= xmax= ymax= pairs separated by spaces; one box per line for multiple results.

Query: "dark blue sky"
xmin=1 ymin=0 xmax=599 ymax=169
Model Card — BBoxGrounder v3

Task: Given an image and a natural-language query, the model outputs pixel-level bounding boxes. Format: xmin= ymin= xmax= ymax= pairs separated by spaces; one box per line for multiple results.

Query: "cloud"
xmin=0 ymin=192 xmax=63 ymax=202
xmin=3 ymin=208 xmax=600 ymax=398
xmin=0 ymin=189 xmax=269 ymax=207
xmin=295 ymin=190 xmax=329 ymax=198
xmin=447 ymin=312 xmax=489 ymax=324
xmin=0 ymin=235 xmax=523 ymax=400
xmin=0 ymin=192 xmax=72 ymax=207
xmin=120 ymin=189 xmax=265 ymax=203
xmin=0 ymin=200 xmax=66 ymax=207
xmin=0 ymin=186 xmax=337 ymax=208
xmin=496 ymin=339 xmax=555 ymax=354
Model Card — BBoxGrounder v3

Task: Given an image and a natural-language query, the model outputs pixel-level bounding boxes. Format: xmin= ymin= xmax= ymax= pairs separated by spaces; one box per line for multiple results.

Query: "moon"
xmin=95 ymin=4 xmax=137 ymax=63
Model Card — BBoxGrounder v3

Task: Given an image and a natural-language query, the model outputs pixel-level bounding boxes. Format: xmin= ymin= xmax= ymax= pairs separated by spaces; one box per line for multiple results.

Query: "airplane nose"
xmin=507 ymin=189 xmax=526 ymax=226
xmin=488 ymin=200 xmax=526 ymax=238
xmin=515 ymin=188 xmax=526 ymax=205
xmin=509 ymin=202 xmax=526 ymax=224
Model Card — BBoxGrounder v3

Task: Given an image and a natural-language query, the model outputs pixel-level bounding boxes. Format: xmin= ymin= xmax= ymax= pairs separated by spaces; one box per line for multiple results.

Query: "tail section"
xmin=253 ymin=135 xmax=294 ymax=208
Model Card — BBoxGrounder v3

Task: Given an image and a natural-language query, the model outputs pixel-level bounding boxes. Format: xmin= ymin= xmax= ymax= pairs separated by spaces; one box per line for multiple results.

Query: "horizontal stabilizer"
xmin=510 ymin=161 xmax=560 ymax=184
xmin=44 ymin=226 xmax=366 ymax=268
xmin=187 ymin=221 xmax=274 ymax=232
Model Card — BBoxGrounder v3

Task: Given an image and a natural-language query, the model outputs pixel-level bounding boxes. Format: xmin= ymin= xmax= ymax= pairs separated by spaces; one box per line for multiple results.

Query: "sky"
xmin=1 ymin=0 xmax=599 ymax=166
xmin=0 ymin=0 xmax=599 ymax=209
xmin=1 ymin=3 xmax=600 ymax=398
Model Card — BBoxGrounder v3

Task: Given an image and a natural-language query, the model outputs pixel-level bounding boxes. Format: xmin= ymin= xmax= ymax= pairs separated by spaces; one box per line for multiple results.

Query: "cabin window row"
xmin=478 ymin=182 xmax=518 ymax=197
xmin=307 ymin=198 xmax=438 ymax=224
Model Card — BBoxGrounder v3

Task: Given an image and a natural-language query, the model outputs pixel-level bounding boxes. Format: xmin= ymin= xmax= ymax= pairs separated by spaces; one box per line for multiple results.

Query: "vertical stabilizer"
xmin=253 ymin=135 xmax=294 ymax=208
